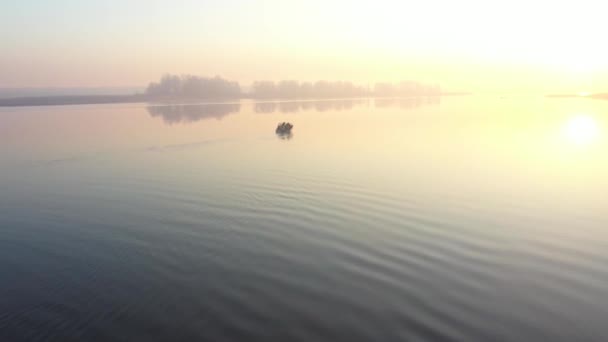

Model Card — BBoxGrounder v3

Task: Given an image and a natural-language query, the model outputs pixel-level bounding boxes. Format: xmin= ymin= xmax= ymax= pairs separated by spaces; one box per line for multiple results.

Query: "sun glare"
xmin=562 ymin=115 xmax=601 ymax=146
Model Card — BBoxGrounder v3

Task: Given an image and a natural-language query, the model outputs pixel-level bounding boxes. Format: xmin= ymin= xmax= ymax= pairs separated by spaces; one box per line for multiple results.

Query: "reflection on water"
xmin=147 ymin=103 xmax=241 ymax=124
xmin=374 ymin=96 xmax=441 ymax=108
xmin=562 ymin=114 xmax=602 ymax=146
xmin=276 ymin=132 xmax=293 ymax=140
xmin=254 ymin=101 xmax=277 ymax=113
xmin=146 ymin=98 xmax=440 ymax=125
xmin=254 ymin=97 xmax=438 ymax=114
xmin=309 ymin=99 xmax=363 ymax=112
xmin=254 ymin=98 xmax=367 ymax=113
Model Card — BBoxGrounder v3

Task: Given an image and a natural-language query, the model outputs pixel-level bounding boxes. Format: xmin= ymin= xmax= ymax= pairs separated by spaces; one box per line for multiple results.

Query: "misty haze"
xmin=1 ymin=1 xmax=607 ymax=342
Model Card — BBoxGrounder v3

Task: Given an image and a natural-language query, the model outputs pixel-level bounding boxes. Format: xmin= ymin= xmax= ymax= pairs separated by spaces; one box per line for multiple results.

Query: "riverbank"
xmin=0 ymin=94 xmax=148 ymax=107
xmin=0 ymin=93 xmax=470 ymax=108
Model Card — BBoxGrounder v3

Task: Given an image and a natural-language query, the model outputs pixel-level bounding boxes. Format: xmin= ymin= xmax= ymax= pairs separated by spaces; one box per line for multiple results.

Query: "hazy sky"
xmin=2 ymin=0 xmax=607 ymax=92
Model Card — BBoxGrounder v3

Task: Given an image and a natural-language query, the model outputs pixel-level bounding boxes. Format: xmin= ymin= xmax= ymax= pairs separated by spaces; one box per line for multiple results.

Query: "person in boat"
xmin=276 ymin=122 xmax=293 ymax=133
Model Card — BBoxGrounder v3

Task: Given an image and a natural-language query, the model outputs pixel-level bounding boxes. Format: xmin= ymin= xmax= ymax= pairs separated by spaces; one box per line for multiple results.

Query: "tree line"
xmin=145 ymin=74 xmax=442 ymax=99
xmin=146 ymin=75 xmax=241 ymax=98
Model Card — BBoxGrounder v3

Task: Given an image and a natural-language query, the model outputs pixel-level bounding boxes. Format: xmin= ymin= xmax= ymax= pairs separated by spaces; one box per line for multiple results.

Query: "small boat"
xmin=276 ymin=122 xmax=293 ymax=135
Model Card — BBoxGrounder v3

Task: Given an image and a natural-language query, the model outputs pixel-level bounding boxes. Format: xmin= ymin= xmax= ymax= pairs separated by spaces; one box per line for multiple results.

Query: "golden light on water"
xmin=562 ymin=114 xmax=601 ymax=146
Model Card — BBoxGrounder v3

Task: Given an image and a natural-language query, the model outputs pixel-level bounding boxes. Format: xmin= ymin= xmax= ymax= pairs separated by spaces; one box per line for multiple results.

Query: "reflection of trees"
xmin=254 ymin=102 xmax=277 ymax=113
xmin=253 ymin=97 xmax=439 ymax=114
xmin=147 ymin=103 xmax=240 ymax=124
xmin=374 ymin=98 xmax=399 ymax=108
xmin=146 ymin=97 xmax=440 ymax=124
xmin=314 ymin=100 xmax=346 ymax=112
xmin=255 ymin=99 xmax=365 ymax=114
xmin=279 ymin=102 xmax=300 ymax=113
xmin=300 ymin=101 xmax=314 ymax=111
xmin=374 ymin=97 xmax=441 ymax=109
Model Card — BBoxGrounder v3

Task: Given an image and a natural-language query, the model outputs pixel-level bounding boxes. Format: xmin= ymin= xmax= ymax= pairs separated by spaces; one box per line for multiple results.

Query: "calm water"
xmin=1 ymin=97 xmax=607 ymax=341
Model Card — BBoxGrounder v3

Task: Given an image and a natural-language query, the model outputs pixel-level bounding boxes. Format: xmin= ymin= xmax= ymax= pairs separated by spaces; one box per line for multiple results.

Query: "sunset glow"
xmin=1 ymin=0 xmax=608 ymax=92
xmin=2 ymin=2 xmax=608 ymax=341
xmin=563 ymin=115 xmax=601 ymax=146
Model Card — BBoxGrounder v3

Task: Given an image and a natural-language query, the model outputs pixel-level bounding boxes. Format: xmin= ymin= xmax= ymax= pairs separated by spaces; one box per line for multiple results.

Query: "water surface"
xmin=1 ymin=97 xmax=607 ymax=341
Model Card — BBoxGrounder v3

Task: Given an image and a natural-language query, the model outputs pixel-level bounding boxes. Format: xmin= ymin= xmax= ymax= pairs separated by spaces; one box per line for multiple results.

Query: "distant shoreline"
xmin=1 ymin=75 xmax=470 ymax=107
xmin=0 ymin=94 xmax=147 ymax=107
xmin=0 ymin=93 xmax=471 ymax=108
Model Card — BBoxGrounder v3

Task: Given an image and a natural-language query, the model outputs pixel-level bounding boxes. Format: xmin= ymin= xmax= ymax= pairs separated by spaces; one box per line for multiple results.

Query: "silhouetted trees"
xmin=146 ymin=74 xmax=241 ymax=99
xmin=145 ymin=74 xmax=442 ymax=100
xmin=251 ymin=80 xmax=441 ymax=99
